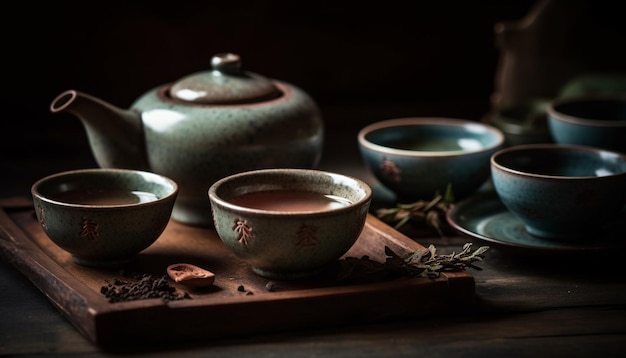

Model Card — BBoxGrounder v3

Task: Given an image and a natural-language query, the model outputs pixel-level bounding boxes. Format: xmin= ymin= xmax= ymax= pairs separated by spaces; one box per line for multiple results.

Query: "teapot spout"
xmin=50 ymin=90 xmax=149 ymax=171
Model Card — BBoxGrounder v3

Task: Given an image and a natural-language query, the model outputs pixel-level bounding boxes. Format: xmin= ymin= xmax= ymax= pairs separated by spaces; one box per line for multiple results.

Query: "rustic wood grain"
xmin=0 ymin=204 xmax=475 ymax=346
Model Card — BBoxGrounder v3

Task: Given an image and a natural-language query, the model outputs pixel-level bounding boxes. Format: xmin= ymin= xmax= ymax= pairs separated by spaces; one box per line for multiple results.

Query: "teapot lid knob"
xmin=211 ymin=53 xmax=242 ymax=75
xmin=170 ymin=53 xmax=280 ymax=104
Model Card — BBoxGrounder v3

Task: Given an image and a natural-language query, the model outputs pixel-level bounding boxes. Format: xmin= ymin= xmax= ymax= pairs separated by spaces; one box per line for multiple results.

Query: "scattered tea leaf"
xmin=338 ymin=242 xmax=489 ymax=282
xmin=376 ymin=184 xmax=455 ymax=235
xmin=100 ymin=272 xmax=191 ymax=303
xmin=237 ymin=284 xmax=254 ymax=295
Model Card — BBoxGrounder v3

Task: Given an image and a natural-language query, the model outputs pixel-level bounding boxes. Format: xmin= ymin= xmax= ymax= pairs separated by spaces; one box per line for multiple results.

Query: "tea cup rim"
xmin=31 ymin=168 xmax=179 ymax=208
xmin=208 ymin=168 xmax=372 ymax=216
xmin=490 ymin=143 xmax=626 ymax=180
xmin=547 ymin=94 xmax=626 ymax=127
xmin=358 ymin=117 xmax=505 ymax=157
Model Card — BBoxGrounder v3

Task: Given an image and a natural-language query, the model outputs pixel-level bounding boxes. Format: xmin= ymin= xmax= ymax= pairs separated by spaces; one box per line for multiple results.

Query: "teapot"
xmin=50 ymin=53 xmax=324 ymax=226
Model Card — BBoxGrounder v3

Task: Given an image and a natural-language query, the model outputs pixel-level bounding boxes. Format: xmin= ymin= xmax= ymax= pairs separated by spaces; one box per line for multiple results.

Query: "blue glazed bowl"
xmin=358 ymin=117 xmax=505 ymax=201
xmin=491 ymin=144 xmax=626 ymax=241
xmin=547 ymin=95 xmax=626 ymax=153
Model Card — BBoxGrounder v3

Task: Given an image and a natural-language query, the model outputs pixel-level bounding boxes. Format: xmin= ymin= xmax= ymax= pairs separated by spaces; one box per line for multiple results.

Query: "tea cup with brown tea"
xmin=31 ymin=168 xmax=178 ymax=267
xmin=208 ymin=168 xmax=372 ymax=280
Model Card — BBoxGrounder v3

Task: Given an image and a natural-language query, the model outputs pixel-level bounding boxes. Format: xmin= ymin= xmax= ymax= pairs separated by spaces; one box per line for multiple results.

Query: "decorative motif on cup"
xmin=382 ymin=157 xmax=401 ymax=183
xmin=80 ymin=217 xmax=99 ymax=240
xmin=296 ymin=224 xmax=318 ymax=248
xmin=37 ymin=205 xmax=47 ymax=230
xmin=233 ymin=219 xmax=253 ymax=245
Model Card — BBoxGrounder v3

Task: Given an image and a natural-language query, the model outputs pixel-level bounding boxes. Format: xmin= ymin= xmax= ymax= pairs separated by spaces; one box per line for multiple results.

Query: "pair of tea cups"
xmin=358 ymin=115 xmax=626 ymax=243
xmin=498 ymin=95 xmax=626 ymax=241
xmin=32 ymin=167 xmax=373 ymax=280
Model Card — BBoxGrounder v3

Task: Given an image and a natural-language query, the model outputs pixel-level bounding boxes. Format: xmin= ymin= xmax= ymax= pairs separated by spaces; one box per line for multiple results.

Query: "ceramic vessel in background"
xmin=488 ymin=99 xmax=553 ymax=146
xmin=49 ymin=53 xmax=324 ymax=226
xmin=31 ymin=168 xmax=178 ymax=267
xmin=558 ymin=73 xmax=626 ymax=99
xmin=208 ymin=169 xmax=372 ymax=280
xmin=490 ymin=0 xmax=590 ymax=110
xmin=547 ymin=95 xmax=626 ymax=153
xmin=491 ymin=144 xmax=626 ymax=241
xmin=358 ymin=117 xmax=505 ymax=202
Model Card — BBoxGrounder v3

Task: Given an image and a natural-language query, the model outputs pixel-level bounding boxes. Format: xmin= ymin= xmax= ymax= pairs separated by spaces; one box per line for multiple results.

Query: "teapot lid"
xmin=169 ymin=53 xmax=280 ymax=104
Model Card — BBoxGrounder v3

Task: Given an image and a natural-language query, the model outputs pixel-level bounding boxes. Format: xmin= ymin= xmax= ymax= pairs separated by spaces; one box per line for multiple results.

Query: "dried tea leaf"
xmin=375 ymin=186 xmax=455 ymax=235
xmin=100 ymin=273 xmax=191 ymax=303
xmin=339 ymin=243 xmax=489 ymax=282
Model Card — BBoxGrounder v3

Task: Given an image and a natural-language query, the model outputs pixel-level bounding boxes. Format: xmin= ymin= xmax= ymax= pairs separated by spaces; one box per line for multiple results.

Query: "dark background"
xmin=2 ymin=0 xmax=624 ymax=194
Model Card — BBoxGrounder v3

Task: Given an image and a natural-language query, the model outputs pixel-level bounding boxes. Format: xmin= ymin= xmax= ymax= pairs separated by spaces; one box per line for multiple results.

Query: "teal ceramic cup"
xmin=31 ymin=168 xmax=178 ymax=267
xmin=208 ymin=168 xmax=372 ymax=280
xmin=491 ymin=144 xmax=626 ymax=241
xmin=547 ymin=95 xmax=626 ymax=154
xmin=358 ymin=117 xmax=505 ymax=201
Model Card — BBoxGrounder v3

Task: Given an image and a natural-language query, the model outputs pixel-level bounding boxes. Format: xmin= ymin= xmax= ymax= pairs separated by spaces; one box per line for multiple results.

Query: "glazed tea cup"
xmin=208 ymin=168 xmax=372 ymax=280
xmin=31 ymin=168 xmax=178 ymax=267
xmin=547 ymin=95 xmax=626 ymax=153
xmin=491 ymin=144 xmax=626 ymax=241
xmin=358 ymin=117 xmax=505 ymax=201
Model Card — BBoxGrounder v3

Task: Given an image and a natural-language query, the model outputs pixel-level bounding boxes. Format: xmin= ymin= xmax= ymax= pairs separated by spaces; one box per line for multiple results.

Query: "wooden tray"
xmin=0 ymin=197 xmax=475 ymax=346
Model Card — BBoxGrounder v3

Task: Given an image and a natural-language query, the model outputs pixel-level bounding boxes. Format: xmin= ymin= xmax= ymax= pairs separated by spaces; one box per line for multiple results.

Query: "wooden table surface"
xmin=2 ymin=105 xmax=626 ymax=357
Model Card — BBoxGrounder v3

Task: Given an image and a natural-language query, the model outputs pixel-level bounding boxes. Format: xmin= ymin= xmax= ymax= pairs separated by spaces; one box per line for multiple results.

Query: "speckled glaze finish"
xmin=208 ymin=169 xmax=372 ymax=280
xmin=491 ymin=144 xmax=626 ymax=241
xmin=447 ymin=191 xmax=626 ymax=255
xmin=50 ymin=53 xmax=323 ymax=227
xmin=547 ymin=95 xmax=626 ymax=153
xmin=358 ymin=117 xmax=505 ymax=201
xmin=31 ymin=169 xmax=178 ymax=267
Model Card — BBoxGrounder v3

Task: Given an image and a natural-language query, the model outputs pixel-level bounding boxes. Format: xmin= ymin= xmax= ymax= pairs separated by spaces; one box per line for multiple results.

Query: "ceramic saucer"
xmin=446 ymin=191 xmax=626 ymax=254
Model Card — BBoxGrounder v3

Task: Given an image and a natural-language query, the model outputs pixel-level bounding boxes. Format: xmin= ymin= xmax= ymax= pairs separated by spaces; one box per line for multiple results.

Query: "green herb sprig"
xmin=393 ymin=242 xmax=489 ymax=277
xmin=375 ymin=184 xmax=455 ymax=236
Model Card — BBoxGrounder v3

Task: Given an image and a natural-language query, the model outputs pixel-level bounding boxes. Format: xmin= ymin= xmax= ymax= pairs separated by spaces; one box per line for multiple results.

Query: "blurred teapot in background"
xmin=486 ymin=0 xmax=626 ymax=147
xmin=50 ymin=53 xmax=324 ymax=226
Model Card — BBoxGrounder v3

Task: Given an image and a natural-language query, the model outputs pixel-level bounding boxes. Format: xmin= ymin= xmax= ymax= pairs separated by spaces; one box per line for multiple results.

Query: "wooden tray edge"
xmin=0 ymin=199 xmax=476 ymax=346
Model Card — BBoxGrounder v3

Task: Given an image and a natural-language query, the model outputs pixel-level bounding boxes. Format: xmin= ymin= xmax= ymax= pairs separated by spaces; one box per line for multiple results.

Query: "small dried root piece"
xmin=167 ymin=263 xmax=215 ymax=288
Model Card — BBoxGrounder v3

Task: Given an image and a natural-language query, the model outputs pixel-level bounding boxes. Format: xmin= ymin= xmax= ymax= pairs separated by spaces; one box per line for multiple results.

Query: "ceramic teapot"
xmin=50 ymin=53 xmax=324 ymax=226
